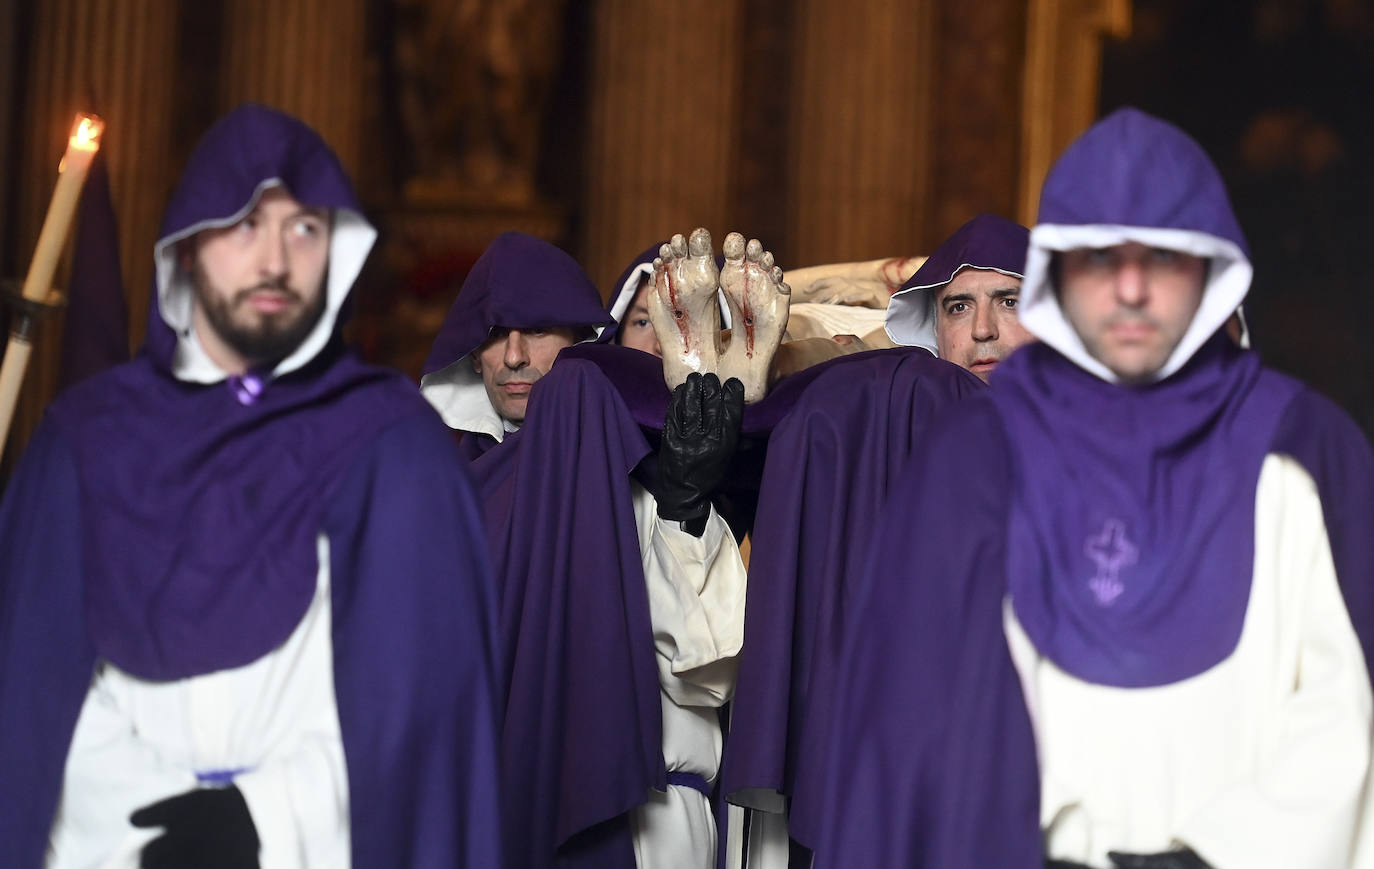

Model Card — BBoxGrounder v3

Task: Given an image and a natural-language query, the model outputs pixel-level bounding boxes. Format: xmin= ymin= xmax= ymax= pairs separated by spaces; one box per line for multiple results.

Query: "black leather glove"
xmin=1109 ymin=848 xmax=1212 ymax=869
xmin=657 ymin=372 xmax=744 ymax=537
xmin=131 ymin=786 xmax=261 ymax=869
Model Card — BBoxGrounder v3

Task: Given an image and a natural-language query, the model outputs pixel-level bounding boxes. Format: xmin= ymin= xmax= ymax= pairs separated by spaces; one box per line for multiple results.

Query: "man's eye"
xmin=633 ymin=318 xmax=650 ymax=328
xmin=1085 ymin=248 xmax=1114 ymax=264
xmin=1149 ymin=247 xmax=1179 ymax=263
xmin=292 ymin=219 xmax=322 ymax=237
xmin=1001 ymin=297 xmax=1018 ymax=309
xmin=946 ymin=302 xmax=968 ymax=315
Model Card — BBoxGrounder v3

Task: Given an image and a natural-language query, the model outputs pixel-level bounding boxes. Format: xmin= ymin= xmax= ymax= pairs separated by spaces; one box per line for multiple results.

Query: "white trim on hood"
xmin=610 ymin=263 xmax=654 ymax=324
xmin=883 ymin=264 xmax=1023 ymax=355
xmin=153 ymin=178 xmax=377 ymax=382
xmin=419 ymin=331 xmax=607 ymax=442
xmin=1020 ymin=224 xmax=1251 ymax=384
xmin=419 ymin=359 xmax=510 ymax=443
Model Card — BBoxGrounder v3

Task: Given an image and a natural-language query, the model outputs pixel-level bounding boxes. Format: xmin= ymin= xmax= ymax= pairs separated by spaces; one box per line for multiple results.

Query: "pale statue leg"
xmin=718 ymin=233 xmax=790 ymax=403
xmin=648 ymin=228 xmax=723 ymax=392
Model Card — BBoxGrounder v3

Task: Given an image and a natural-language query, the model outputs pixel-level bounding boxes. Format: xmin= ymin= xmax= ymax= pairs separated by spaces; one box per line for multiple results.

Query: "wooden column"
xmin=786 ymin=0 xmax=938 ymax=263
xmin=928 ymin=0 xmax=1028 ymax=236
xmin=219 ymin=0 xmax=368 ymax=177
xmin=582 ymin=0 xmax=744 ymax=294
xmin=8 ymin=1 xmax=179 ymax=468
xmin=1018 ymin=0 xmax=1132 ymax=224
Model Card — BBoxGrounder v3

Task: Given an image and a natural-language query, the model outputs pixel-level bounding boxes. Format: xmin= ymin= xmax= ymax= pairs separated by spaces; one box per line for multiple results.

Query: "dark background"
xmin=1101 ymin=0 xmax=1374 ymax=435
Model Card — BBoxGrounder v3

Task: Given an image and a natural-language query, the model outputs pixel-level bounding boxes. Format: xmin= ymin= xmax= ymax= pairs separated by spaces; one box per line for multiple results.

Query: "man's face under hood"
xmin=1057 ymin=242 xmax=1206 ymax=384
xmin=187 ymin=187 xmax=331 ymax=374
xmin=473 ymin=325 xmax=579 ymax=424
xmin=933 ymin=268 xmax=1034 ymax=383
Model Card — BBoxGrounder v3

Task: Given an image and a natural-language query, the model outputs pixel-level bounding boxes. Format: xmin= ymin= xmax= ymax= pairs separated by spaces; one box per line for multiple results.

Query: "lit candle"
xmin=20 ymin=113 xmax=105 ymax=304
xmin=0 ymin=113 xmax=105 ymax=457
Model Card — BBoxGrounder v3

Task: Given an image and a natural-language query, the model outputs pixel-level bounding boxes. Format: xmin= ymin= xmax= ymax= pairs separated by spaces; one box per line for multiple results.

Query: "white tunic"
xmin=47 ymin=537 xmax=349 ymax=869
xmin=1009 ymin=454 xmax=1374 ymax=869
xmin=629 ymin=482 xmax=749 ymax=869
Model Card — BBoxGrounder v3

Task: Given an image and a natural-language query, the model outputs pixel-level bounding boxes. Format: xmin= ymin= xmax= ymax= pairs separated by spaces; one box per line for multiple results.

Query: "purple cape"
xmin=0 ymin=104 xmax=504 ymax=865
xmin=0 ymin=414 xmax=505 ymax=867
xmin=997 ymin=338 xmax=1298 ymax=685
xmin=720 ymin=350 xmax=985 ymax=841
xmin=469 ymin=340 xmax=981 ymax=866
xmin=470 ymin=355 xmax=660 ymax=868
xmin=806 ymin=377 xmax=1374 ymax=867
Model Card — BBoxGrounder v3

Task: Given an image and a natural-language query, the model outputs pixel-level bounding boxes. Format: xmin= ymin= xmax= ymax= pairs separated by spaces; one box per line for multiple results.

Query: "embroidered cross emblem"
xmin=1084 ymin=518 xmax=1137 ymax=606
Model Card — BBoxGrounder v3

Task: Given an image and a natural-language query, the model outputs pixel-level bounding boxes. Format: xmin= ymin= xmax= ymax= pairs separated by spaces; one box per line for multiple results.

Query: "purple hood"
xmin=42 ymin=103 xmax=431 ymax=680
xmin=149 ymin=103 xmax=376 ymax=382
xmin=420 ymin=232 xmax=613 ymax=442
xmin=884 ymin=213 xmax=1028 ymax=353
xmin=995 ymin=107 xmax=1289 ymax=686
xmin=1019 ymin=107 xmax=1251 ymax=383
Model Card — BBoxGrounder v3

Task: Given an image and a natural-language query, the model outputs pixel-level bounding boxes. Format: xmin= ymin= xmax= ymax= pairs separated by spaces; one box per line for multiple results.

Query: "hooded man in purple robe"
xmin=885 ymin=212 xmax=1035 ymax=382
xmin=419 ymin=231 xmax=617 ymax=460
xmin=810 ymin=107 xmax=1374 ymax=868
xmin=0 ymin=104 xmax=503 ymax=868
xmin=421 ymin=232 xmax=752 ymax=869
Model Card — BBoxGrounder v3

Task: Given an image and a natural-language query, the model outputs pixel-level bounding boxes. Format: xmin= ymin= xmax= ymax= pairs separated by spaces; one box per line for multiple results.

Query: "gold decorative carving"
xmin=392 ymin=0 xmax=568 ymax=207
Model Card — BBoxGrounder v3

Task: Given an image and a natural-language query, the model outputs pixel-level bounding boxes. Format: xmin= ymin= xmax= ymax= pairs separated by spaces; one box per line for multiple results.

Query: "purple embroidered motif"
xmin=227 ymin=373 xmax=265 ymax=406
xmin=1084 ymin=519 xmax=1137 ymax=605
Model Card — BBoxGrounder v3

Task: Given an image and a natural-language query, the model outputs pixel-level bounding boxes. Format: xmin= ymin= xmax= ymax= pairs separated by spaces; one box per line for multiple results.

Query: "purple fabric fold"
xmin=994 ymin=337 xmax=1300 ymax=686
xmin=49 ymin=351 xmax=427 ymax=680
xmin=554 ymin=341 xmax=929 ymax=436
xmin=719 ymin=350 xmax=985 ymax=842
xmin=1271 ymin=388 xmax=1374 ymax=675
xmin=0 ymin=412 xmax=505 ymax=867
xmin=805 ymin=383 xmax=1374 ymax=866
xmin=807 ymin=397 xmax=1042 ymax=867
xmin=470 ymin=357 xmax=659 ymax=868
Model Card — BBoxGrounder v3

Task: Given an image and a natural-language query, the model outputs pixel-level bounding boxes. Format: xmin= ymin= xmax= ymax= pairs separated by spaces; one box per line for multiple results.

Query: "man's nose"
xmin=504 ymin=330 xmax=530 ymax=368
xmin=1115 ymin=259 xmax=1148 ymax=307
xmin=972 ymin=303 xmax=997 ymax=342
xmin=258 ymin=227 xmax=289 ymax=282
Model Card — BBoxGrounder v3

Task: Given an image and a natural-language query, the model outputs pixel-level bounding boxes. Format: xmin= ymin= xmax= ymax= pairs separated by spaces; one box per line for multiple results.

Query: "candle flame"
xmin=68 ymin=114 xmax=105 ymax=152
